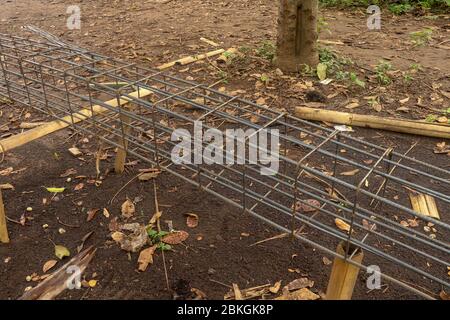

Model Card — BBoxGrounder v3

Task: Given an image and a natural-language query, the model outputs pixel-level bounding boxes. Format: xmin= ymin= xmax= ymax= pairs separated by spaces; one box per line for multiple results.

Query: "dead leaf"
xmin=42 ymin=260 xmax=58 ymax=273
xmin=285 ymin=277 xmax=314 ymax=291
xmin=322 ymin=257 xmax=332 ymax=265
xmin=0 ymin=167 xmax=13 ymax=176
xmin=340 ymin=169 xmax=360 ymax=176
xmin=112 ymin=224 xmax=148 ymax=252
xmin=269 ymin=281 xmax=282 ymax=294
xmin=137 ymin=245 xmax=157 ymax=272
xmin=60 ymin=168 xmax=77 ymax=177
xmin=138 ymin=170 xmax=160 ymax=181
xmin=111 ymin=231 xmax=125 ymax=242
xmin=344 ymin=102 xmax=360 ymax=109
xmin=294 ymin=199 xmax=321 ymax=213
xmin=185 ymin=213 xmax=199 ymax=228
xmin=191 ymin=288 xmax=207 ymax=300
xmin=68 ymin=147 xmax=82 ymax=157
xmin=121 ymin=199 xmax=135 ymax=218
xmin=74 ymin=183 xmax=84 ymax=191
xmin=335 ymin=218 xmax=351 ymax=233
xmin=162 ymin=230 xmax=189 ymax=245
xmin=0 ymin=183 xmax=14 ymax=190
xmin=103 ymin=208 xmax=110 ymax=218
xmin=108 ymin=217 xmax=120 ymax=232
xmin=149 ymin=211 xmax=162 ymax=225
xmin=440 ymin=290 xmax=449 ymax=300
xmin=86 ymin=208 xmax=99 ymax=222
xmin=54 ymin=245 xmax=70 ymax=260
xmin=399 ymin=97 xmax=410 ymax=104
xmin=276 ymin=288 xmax=320 ymax=300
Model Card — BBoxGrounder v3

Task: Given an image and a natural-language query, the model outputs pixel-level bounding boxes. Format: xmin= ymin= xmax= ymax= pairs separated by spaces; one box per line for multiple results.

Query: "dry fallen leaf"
xmin=269 ymin=281 xmax=282 ymax=294
xmin=0 ymin=183 xmax=14 ymax=190
xmin=340 ymin=169 xmax=360 ymax=176
xmin=74 ymin=183 xmax=84 ymax=191
xmin=294 ymin=199 xmax=321 ymax=213
xmin=185 ymin=213 xmax=199 ymax=228
xmin=138 ymin=170 xmax=160 ymax=181
xmin=322 ymin=257 xmax=332 ymax=265
xmin=138 ymin=245 xmax=157 ymax=272
xmin=103 ymin=208 xmax=110 ymax=218
xmin=285 ymin=277 xmax=314 ymax=291
xmin=335 ymin=218 xmax=351 ymax=233
xmin=54 ymin=245 xmax=70 ymax=260
xmin=344 ymin=102 xmax=360 ymax=109
xmin=68 ymin=147 xmax=82 ymax=157
xmin=88 ymin=279 xmax=97 ymax=288
xmin=149 ymin=211 xmax=162 ymax=225
xmin=86 ymin=208 xmax=99 ymax=222
xmin=42 ymin=260 xmax=58 ymax=273
xmin=276 ymin=288 xmax=320 ymax=300
xmin=162 ymin=230 xmax=189 ymax=245
xmin=111 ymin=231 xmax=125 ymax=242
xmin=60 ymin=168 xmax=77 ymax=177
xmin=121 ymin=199 xmax=135 ymax=218
xmin=440 ymin=290 xmax=449 ymax=300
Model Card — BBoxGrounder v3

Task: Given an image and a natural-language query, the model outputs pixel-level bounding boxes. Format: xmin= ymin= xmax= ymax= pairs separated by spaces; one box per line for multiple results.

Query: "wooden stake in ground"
xmin=114 ymin=105 xmax=133 ymax=174
xmin=326 ymin=241 xmax=364 ymax=300
xmin=295 ymin=107 xmax=450 ymax=139
xmin=274 ymin=0 xmax=319 ymax=72
xmin=0 ymin=189 xmax=9 ymax=243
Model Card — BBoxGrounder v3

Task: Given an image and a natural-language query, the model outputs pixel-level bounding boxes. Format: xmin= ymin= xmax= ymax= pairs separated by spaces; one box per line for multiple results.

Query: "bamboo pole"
xmin=157 ymin=49 xmax=226 ymax=70
xmin=114 ymin=105 xmax=133 ymax=174
xmin=295 ymin=107 xmax=450 ymax=139
xmin=326 ymin=241 xmax=364 ymax=300
xmin=0 ymin=88 xmax=152 ymax=154
xmin=0 ymin=189 xmax=9 ymax=244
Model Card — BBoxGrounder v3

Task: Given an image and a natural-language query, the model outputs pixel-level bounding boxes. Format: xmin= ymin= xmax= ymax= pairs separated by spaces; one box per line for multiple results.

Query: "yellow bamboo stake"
xmin=0 ymin=189 xmax=9 ymax=244
xmin=0 ymin=88 xmax=152 ymax=154
xmin=114 ymin=105 xmax=133 ymax=174
xmin=326 ymin=241 xmax=364 ymax=300
xmin=295 ymin=107 xmax=450 ymax=139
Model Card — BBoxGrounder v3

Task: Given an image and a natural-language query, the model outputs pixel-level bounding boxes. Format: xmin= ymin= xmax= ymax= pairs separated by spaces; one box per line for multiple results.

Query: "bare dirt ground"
xmin=0 ymin=0 xmax=449 ymax=300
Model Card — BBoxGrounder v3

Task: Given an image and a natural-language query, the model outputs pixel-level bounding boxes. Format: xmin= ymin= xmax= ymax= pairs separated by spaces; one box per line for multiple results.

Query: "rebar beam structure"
xmin=0 ymin=33 xmax=449 ymax=299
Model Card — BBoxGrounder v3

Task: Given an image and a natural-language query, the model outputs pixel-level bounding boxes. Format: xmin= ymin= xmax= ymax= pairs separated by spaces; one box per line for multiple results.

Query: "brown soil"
xmin=0 ymin=0 xmax=449 ymax=300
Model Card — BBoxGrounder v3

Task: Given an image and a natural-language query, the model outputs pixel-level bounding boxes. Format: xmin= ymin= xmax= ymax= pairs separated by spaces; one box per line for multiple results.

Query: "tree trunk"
xmin=274 ymin=0 xmax=319 ymax=72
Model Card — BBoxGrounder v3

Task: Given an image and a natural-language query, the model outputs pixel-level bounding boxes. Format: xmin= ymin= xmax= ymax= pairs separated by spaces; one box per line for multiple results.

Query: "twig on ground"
xmin=153 ymin=178 xmax=170 ymax=291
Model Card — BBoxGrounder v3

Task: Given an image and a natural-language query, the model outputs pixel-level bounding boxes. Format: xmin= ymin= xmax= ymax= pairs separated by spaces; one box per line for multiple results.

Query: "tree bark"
xmin=274 ymin=0 xmax=319 ymax=72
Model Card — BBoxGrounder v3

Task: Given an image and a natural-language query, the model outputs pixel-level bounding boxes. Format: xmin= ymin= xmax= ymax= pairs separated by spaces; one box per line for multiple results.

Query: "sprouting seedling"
xmin=410 ymin=28 xmax=433 ymax=46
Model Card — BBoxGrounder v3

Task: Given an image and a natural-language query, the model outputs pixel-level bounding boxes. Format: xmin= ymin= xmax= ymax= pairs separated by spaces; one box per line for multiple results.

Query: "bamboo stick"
xmin=114 ymin=105 xmax=133 ymax=174
xmin=157 ymin=49 xmax=226 ymax=70
xmin=295 ymin=107 xmax=450 ymax=139
xmin=0 ymin=88 xmax=152 ymax=154
xmin=326 ymin=241 xmax=364 ymax=300
xmin=0 ymin=189 xmax=9 ymax=243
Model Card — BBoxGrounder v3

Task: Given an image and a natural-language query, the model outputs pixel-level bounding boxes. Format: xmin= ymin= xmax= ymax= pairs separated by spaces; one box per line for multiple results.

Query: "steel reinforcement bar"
xmin=0 ymin=33 xmax=449 ymax=299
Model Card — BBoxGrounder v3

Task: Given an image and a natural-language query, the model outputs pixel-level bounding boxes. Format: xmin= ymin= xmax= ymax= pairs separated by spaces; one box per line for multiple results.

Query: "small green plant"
xmin=349 ymin=72 xmax=366 ymax=88
xmin=410 ymin=28 xmax=433 ymax=46
xmin=388 ymin=3 xmax=413 ymax=14
xmin=375 ymin=60 xmax=393 ymax=85
xmin=147 ymin=229 xmax=172 ymax=251
xmin=256 ymin=40 xmax=276 ymax=61
xmin=425 ymin=114 xmax=438 ymax=122
xmin=403 ymin=73 xmax=414 ymax=84
xmin=409 ymin=63 xmax=423 ymax=72
xmin=318 ymin=16 xmax=331 ymax=34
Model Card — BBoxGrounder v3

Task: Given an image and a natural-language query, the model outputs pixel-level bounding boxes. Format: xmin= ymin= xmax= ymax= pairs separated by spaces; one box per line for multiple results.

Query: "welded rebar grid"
xmin=0 ymin=33 xmax=449 ymax=299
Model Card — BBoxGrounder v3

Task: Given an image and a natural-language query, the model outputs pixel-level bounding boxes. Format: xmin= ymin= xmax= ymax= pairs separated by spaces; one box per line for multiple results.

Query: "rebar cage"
xmin=0 ymin=32 xmax=449 ymax=299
